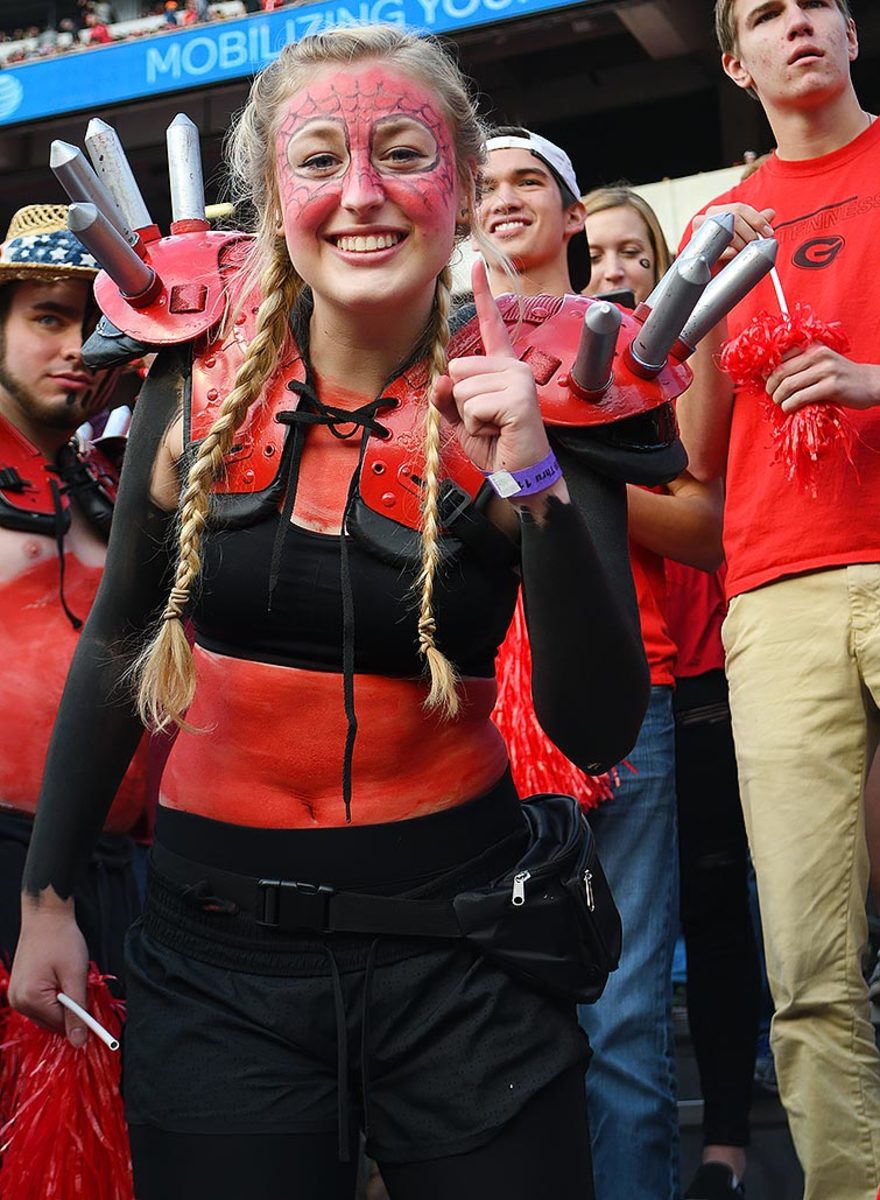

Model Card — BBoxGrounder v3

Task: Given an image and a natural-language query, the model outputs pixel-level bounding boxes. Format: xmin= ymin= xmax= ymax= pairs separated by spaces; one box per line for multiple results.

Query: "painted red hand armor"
xmin=93 ymin=227 xmax=253 ymax=347
xmin=491 ymin=293 xmax=692 ymax=428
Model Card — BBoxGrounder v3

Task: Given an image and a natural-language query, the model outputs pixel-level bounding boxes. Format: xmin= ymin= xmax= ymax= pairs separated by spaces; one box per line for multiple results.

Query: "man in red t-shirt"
xmin=478 ymin=129 xmax=723 ymax=1200
xmin=679 ymin=4 xmax=880 ymax=1197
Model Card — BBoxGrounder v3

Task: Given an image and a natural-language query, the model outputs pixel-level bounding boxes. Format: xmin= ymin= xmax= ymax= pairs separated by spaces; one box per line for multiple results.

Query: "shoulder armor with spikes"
xmin=493 ymin=293 xmax=691 ymax=428
xmin=83 ymin=229 xmax=254 ymax=370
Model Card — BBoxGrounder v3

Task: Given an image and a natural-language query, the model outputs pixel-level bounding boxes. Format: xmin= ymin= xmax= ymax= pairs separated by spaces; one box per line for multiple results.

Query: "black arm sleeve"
xmin=521 ymin=443 xmax=649 ymax=775
xmin=22 ymin=347 xmax=187 ymax=899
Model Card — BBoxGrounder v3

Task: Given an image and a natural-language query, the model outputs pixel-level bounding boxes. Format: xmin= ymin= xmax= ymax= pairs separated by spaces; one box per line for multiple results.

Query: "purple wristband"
xmin=484 ymin=450 xmax=563 ymax=499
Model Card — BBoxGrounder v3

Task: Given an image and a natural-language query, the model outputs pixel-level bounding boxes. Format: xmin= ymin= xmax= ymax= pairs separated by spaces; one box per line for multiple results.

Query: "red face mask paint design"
xmin=274 ymin=64 xmax=461 ymax=300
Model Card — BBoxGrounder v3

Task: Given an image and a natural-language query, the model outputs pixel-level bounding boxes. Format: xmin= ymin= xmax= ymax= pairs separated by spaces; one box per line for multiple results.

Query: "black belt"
xmin=152 ymin=841 xmax=464 ymax=939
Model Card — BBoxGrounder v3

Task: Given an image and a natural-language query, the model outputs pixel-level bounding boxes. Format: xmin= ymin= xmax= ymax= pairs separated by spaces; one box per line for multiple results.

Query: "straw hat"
xmin=0 ymin=204 xmax=98 ymax=284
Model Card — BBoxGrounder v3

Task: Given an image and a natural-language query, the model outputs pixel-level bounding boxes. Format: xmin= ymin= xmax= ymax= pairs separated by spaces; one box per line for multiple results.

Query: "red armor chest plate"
xmin=188 ymin=292 xmax=692 ymax=532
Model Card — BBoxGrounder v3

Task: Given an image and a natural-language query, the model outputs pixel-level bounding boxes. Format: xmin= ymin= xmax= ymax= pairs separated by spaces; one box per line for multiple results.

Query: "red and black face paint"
xmin=275 ymin=64 xmax=459 ymax=250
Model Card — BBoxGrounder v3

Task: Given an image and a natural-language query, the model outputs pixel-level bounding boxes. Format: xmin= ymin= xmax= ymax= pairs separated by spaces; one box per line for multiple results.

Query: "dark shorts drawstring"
xmin=122 ymin=790 xmax=589 ymax=1163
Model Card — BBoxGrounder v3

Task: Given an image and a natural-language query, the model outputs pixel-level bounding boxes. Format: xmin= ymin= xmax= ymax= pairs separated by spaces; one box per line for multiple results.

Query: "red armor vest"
xmin=185 ymin=292 xmax=691 ymax=534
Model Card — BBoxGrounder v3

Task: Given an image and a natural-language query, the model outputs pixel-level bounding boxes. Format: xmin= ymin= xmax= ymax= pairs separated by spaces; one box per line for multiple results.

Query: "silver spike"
xmin=67 ymin=203 xmax=157 ymax=299
xmin=49 ymin=140 xmax=134 ymax=243
xmin=679 ymin=238 xmax=779 ymax=351
xmin=644 ymin=213 xmax=735 ymax=312
xmin=571 ymin=302 xmax=622 ymax=395
xmin=85 ymin=118 xmax=153 ymax=232
xmin=50 ymin=140 xmax=135 ymax=245
xmin=166 ymin=114 xmax=206 ymax=224
xmin=631 ymin=254 xmax=712 ymax=375
xmin=678 ymin=211 xmax=736 ymax=268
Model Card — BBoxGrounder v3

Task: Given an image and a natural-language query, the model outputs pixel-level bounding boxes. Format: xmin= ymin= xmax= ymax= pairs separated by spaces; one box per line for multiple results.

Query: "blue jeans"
xmin=579 ymin=686 xmax=680 ymax=1200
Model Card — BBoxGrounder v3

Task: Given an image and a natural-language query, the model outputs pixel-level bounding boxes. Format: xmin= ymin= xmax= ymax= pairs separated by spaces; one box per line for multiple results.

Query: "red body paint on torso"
xmin=160 ymin=646 xmax=508 ymax=828
xmin=0 ymin=537 xmax=147 ymax=831
xmin=165 ymin=374 xmax=508 ymax=828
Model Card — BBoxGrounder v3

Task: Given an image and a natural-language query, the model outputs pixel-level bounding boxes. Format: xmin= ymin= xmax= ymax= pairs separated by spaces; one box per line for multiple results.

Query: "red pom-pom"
xmin=0 ymin=966 xmax=133 ymax=1200
xmin=720 ymin=304 xmax=855 ymax=495
xmin=492 ymin=592 xmax=617 ymax=810
xmin=0 ymin=960 xmax=12 ymax=1132
xmin=719 ymin=304 xmax=848 ymax=385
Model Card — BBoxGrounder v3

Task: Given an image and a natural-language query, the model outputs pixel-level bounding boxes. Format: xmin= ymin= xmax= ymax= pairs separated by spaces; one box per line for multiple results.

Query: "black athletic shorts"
xmin=122 ymin=778 xmax=591 ymax=1164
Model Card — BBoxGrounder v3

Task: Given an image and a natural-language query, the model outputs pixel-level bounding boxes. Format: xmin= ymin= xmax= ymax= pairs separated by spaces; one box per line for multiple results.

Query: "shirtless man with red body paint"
xmin=0 ymin=205 xmax=147 ymax=979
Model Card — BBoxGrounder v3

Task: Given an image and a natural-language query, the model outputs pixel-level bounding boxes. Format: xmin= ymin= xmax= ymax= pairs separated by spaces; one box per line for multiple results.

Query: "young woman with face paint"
xmin=582 ymin=187 xmax=671 ymax=307
xmin=9 ymin=27 xmax=652 ymax=1200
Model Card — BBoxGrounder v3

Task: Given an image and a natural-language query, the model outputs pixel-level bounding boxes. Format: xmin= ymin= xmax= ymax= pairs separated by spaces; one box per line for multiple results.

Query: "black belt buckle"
xmin=257 ymin=879 xmax=335 ymax=932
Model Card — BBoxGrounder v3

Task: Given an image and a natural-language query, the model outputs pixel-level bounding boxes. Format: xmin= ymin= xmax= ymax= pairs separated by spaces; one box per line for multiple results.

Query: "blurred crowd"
xmin=0 ymin=0 xmax=294 ymax=66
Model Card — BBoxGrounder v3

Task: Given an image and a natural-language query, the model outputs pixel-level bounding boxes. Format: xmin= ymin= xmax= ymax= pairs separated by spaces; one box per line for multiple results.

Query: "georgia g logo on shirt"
xmin=793 ymin=236 xmax=846 ymax=269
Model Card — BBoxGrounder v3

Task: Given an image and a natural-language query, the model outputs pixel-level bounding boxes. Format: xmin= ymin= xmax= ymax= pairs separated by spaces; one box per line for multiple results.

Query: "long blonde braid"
xmin=417 ymin=264 xmax=460 ymax=717
xmin=135 ymin=241 xmax=301 ymax=730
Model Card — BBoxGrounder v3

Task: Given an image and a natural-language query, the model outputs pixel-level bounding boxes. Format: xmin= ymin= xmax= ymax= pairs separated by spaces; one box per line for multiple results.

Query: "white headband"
xmin=485 ymin=132 xmax=581 ymax=200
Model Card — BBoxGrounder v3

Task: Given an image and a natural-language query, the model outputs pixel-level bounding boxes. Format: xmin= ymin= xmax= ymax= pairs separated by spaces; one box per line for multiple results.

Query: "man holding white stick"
xmin=679 ymin=4 xmax=880 ymax=1197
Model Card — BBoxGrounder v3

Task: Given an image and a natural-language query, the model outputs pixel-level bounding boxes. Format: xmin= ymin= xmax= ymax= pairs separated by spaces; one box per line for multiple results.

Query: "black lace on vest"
xmin=269 ymin=377 xmax=399 ymax=823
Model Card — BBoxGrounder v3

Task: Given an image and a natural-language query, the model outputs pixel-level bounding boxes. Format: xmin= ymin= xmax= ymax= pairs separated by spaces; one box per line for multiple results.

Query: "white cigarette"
xmin=57 ymin=992 xmax=120 ymax=1051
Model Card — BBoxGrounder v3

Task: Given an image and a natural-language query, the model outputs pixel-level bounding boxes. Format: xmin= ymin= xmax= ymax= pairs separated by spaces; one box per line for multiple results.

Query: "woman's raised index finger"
xmin=471 ymin=259 xmax=515 ymax=358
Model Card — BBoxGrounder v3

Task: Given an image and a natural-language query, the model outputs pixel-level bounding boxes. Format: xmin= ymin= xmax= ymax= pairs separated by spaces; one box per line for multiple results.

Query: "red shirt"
xmin=664 ymin=561 xmax=726 ymax=678
xmin=688 ymin=119 xmax=880 ymax=598
xmin=630 ymin=539 xmax=677 ymax=687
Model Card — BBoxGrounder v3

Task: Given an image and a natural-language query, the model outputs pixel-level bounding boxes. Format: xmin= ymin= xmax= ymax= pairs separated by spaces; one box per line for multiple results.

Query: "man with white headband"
xmin=479 ymin=128 xmax=590 ymax=296
xmin=478 ymin=130 xmax=723 ymax=1200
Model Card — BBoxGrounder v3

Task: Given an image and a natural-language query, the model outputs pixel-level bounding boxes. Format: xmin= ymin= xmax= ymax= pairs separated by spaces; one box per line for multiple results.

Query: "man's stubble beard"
xmin=0 ymin=326 xmax=95 ymax=434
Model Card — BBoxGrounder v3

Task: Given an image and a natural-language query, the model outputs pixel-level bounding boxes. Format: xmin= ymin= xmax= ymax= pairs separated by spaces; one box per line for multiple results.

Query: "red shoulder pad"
xmin=190 ymin=308 xmax=306 ymax=498
xmin=94 ymin=229 xmax=253 ymax=346
xmin=495 ymin=293 xmax=692 ymax=427
xmin=0 ymin=414 xmax=60 ymax=528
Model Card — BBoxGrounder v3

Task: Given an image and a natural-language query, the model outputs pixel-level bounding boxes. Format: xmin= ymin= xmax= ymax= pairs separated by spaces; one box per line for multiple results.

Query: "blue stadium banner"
xmin=0 ymin=0 xmax=591 ymax=127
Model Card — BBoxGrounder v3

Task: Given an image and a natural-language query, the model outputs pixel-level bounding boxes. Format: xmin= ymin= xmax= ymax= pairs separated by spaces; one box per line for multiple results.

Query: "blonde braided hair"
xmin=418 ymin=264 xmax=458 ymax=716
xmin=135 ymin=25 xmax=489 ymax=729
xmin=135 ymin=241 xmax=300 ymax=729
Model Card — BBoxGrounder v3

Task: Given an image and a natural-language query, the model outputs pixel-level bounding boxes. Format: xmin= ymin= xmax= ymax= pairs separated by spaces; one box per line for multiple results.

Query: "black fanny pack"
xmin=455 ymin=793 xmax=621 ymax=1003
xmin=151 ymin=794 xmax=621 ymax=1005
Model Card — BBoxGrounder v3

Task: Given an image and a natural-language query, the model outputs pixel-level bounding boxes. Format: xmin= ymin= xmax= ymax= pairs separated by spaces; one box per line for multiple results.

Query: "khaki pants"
xmin=724 ymin=566 xmax=880 ymax=1200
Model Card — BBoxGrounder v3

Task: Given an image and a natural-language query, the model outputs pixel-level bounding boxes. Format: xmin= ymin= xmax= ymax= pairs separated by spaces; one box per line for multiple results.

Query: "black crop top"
xmin=193 ymin=512 xmax=520 ymax=678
